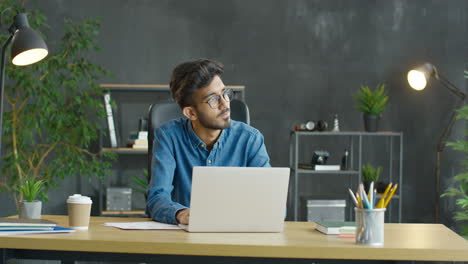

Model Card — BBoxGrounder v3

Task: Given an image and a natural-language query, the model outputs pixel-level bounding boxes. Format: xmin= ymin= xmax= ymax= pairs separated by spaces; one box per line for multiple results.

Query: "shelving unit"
xmin=289 ymin=131 xmax=403 ymax=222
xmin=97 ymin=83 xmax=245 ymax=216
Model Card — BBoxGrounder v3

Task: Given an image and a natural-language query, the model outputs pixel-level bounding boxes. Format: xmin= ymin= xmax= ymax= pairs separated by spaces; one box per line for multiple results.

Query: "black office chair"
xmin=147 ymin=99 xmax=250 ymax=179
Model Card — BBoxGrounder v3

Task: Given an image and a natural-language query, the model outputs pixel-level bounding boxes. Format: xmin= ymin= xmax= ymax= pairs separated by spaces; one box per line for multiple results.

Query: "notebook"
xmin=315 ymin=221 xmax=355 ymax=235
xmin=0 ymin=218 xmax=57 ymax=227
xmin=0 ymin=226 xmax=75 ymax=236
xmin=179 ymin=166 xmax=290 ymax=232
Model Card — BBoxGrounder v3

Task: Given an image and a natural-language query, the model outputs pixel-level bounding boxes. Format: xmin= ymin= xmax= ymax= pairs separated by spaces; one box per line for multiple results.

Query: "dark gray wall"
xmin=2 ymin=0 xmax=466 ymax=230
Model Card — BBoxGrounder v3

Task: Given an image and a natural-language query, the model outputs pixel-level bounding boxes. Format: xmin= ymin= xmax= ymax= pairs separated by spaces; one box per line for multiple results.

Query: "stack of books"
xmin=315 ymin=221 xmax=356 ymax=236
xmin=127 ymin=131 xmax=148 ymax=149
xmin=0 ymin=218 xmax=75 ymax=235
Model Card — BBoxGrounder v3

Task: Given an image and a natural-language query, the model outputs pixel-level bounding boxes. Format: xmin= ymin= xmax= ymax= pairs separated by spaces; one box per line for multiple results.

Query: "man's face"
xmin=192 ymin=75 xmax=231 ymax=130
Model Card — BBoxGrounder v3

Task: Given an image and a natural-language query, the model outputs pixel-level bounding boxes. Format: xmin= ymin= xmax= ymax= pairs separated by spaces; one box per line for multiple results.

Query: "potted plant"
xmin=441 ymin=103 xmax=468 ymax=237
xmin=17 ymin=178 xmax=45 ymax=219
xmin=0 ymin=1 xmax=115 ymax=213
xmin=132 ymin=169 xmax=150 ymax=201
xmin=362 ymin=163 xmax=382 ymax=192
xmin=353 ymin=83 xmax=389 ymax=132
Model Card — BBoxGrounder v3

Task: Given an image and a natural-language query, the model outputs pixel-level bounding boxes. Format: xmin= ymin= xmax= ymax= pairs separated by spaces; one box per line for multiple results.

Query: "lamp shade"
xmin=407 ymin=63 xmax=435 ymax=91
xmin=10 ymin=14 xmax=48 ymax=66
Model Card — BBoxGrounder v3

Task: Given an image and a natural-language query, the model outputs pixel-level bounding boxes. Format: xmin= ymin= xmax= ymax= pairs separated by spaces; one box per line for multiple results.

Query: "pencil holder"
xmin=355 ymin=207 xmax=386 ymax=246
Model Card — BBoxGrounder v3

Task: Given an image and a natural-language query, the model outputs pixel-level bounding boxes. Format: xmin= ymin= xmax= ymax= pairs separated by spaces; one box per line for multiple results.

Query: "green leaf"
xmin=0 ymin=0 xmax=114 ymax=211
xmin=353 ymin=84 xmax=389 ymax=115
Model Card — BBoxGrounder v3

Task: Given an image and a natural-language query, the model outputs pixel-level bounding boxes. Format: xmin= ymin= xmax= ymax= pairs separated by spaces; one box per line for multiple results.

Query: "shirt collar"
xmin=185 ymin=119 xmax=228 ymax=150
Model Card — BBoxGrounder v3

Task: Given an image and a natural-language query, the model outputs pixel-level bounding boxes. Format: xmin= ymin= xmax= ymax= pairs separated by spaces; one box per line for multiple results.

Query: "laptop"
xmin=178 ymin=166 xmax=290 ymax=232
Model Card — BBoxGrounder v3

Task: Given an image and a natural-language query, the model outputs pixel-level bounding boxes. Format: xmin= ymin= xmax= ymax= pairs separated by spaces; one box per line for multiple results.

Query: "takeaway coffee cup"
xmin=67 ymin=194 xmax=92 ymax=230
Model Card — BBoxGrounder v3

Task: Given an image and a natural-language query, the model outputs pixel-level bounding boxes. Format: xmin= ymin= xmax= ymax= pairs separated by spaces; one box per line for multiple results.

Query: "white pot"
xmin=19 ymin=200 xmax=42 ymax=219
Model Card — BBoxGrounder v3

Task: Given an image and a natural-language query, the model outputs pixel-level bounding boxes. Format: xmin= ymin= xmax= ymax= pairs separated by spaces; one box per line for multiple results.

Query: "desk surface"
xmin=1 ymin=215 xmax=467 ymax=262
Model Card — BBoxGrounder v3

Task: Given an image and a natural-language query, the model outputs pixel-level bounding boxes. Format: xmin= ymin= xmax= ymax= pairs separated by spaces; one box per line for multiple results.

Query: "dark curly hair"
xmin=170 ymin=59 xmax=224 ymax=108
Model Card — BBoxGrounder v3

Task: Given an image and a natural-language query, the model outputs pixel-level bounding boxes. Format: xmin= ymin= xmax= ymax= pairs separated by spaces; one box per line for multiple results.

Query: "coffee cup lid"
xmin=67 ymin=194 xmax=92 ymax=204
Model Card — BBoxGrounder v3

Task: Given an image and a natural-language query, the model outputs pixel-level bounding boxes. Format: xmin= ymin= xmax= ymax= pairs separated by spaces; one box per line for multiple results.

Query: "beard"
xmin=196 ymin=107 xmax=231 ymax=130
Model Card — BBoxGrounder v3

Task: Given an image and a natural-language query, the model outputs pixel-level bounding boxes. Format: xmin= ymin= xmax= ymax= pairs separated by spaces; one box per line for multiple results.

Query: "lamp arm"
xmin=0 ymin=34 xmax=13 ymax=162
xmin=436 ymin=98 xmax=465 ymax=152
xmin=436 ymin=73 xmax=466 ymax=100
xmin=434 ymin=96 xmax=465 ymax=222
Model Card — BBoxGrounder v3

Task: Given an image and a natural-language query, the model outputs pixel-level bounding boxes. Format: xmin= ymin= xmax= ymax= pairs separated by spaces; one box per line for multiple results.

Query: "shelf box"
xmin=307 ymin=199 xmax=346 ymax=222
xmin=106 ymin=187 xmax=132 ymax=211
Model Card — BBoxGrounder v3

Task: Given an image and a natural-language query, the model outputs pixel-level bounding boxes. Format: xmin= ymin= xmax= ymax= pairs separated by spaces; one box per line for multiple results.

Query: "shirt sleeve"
xmin=246 ymin=130 xmax=271 ymax=167
xmin=146 ymin=127 xmax=187 ymax=224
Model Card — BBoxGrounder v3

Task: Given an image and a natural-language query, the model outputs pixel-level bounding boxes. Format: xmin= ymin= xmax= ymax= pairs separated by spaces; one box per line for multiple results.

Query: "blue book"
xmin=0 ymin=226 xmax=53 ymax=231
xmin=0 ymin=226 xmax=75 ymax=236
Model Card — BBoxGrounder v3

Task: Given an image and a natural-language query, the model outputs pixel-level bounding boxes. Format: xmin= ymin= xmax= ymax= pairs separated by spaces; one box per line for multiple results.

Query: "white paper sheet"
xmin=103 ymin=221 xmax=181 ymax=230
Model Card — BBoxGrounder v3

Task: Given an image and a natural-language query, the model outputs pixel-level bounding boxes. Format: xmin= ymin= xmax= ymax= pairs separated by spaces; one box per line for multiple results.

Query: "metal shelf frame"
xmin=289 ymin=131 xmax=403 ymax=222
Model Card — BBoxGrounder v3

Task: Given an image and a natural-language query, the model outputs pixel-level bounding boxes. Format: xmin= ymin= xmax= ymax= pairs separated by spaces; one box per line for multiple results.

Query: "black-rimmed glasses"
xmin=205 ymin=88 xmax=233 ymax=109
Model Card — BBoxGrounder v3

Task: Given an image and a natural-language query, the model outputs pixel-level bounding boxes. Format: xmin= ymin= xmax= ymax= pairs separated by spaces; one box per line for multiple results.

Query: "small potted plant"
xmin=17 ymin=178 xmax=46 ymax=219
xmin=353 ymin=83 xmax=389 ymax=132
xmin=362 ymin=163 xmax=382 ymax=192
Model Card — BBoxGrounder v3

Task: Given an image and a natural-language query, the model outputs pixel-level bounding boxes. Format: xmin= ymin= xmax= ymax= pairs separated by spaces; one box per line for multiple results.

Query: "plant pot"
xmin=363 ymin=114 xmax=380 ymax=132
xmin=19 ymin=200 xmax=42 ymax=219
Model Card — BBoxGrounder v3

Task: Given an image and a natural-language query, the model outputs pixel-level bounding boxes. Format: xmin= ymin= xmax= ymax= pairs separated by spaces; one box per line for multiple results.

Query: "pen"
xmin=376 ymin=183 xmax=392 ymax=208
xmin=368 ymin=182 xmax=374 ymax=209
xmin=360 ymin=184 xmax=371 ymax=209
xmin=373 ymin=189 xmax=377 ymax=209
xmin=348 ymin=188 xmax=359 ymax=207
xmin=383 ymin=184 xmax=398 ymax=208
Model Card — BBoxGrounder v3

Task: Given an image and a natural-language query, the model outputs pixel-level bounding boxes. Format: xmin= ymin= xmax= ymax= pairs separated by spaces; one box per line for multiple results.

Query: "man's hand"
xmin=176 ymin=209 xmax=190 ymax=225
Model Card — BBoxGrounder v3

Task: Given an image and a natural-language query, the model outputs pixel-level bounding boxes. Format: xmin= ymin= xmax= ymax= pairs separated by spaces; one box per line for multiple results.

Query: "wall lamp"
xmin=0 ymin=13 xmax=48 ymax=158
xmin=407 ymin=63 xmax=466 ymax=223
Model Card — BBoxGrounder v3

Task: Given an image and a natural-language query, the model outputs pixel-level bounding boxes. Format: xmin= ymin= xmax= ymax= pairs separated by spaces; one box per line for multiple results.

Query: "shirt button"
xmin=207 ymin=160 xmax=212 ymax=164
xmin=201 ymin=144 xmax=205 ymax=148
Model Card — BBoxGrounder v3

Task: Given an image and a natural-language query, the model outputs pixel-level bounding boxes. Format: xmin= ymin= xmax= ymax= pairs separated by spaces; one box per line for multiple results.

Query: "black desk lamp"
xmin=0 ymin=13 xmax=48 ymax=159
xmin=407 ymin=63 xmax=466 ymax=223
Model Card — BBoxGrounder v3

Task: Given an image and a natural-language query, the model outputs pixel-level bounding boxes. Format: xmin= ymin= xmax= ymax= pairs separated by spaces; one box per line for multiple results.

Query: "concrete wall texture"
xmin=1 ymin=0 xmax=466 ymax=231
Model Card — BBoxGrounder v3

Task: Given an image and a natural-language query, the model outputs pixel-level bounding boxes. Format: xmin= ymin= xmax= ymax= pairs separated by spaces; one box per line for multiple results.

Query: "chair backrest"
xmin=147 ymin=99 xmax=250 ymax=178
xmin=230 ymin=99 xmax=250 ymax=125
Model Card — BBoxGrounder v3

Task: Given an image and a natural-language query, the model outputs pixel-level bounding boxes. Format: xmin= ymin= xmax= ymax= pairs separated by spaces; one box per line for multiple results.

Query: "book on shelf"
xmin=0 ymin=226 xmax=75 ymax=236
xmin=132 ymin=144 xmax=148 ymax=149
xmin=127 ymin=139 xmax=148 ymax=146
xmin=314 ymin=164 xmax=341 ymax=171
xmin=0 ymin=218 xmax=56 ymax=227
xmin=103 ymin=93 xmax=120 ymax=148
xmin=129 ymin=131 xmax=148 ymax=140
xmin=315 ymin=221 xmax=355 ymax=235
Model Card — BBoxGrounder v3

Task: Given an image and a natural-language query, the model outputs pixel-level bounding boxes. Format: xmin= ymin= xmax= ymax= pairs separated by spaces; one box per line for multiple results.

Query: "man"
xmin=146 ymin=59 xmax=270 ymax=225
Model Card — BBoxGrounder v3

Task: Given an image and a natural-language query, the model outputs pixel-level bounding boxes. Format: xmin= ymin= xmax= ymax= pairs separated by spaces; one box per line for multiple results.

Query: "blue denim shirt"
xmin=146 ymin=118 xmax=271 ymax=224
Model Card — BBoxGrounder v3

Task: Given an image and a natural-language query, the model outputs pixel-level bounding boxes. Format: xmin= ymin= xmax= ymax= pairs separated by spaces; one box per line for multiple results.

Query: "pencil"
xmin=383 ymin=184 xmax=398 ymax=208
xmin=356 ymin=194 xmax=362 ymax=208
xmin=376 ymin=183 xmax=392 ymax=208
